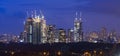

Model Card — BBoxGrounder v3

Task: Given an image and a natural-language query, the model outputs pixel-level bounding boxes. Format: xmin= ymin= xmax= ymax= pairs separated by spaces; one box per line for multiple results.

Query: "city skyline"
xmin=0 ymin=11 xmax=119 ymax=44
xmin=0 ymin=1 xmax=120 ymax=56
xmin=0 ymin=0 xmax=120 ymax=35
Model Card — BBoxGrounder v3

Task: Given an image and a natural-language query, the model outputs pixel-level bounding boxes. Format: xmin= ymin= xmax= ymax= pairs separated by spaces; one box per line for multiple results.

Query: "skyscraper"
xmin=47 ymin=25 xmax=56 ymax=43
xmin=24 ymin=17 xmax=33 ymax=43
xmin=58 ymin=29 xmax=66 ymax=42
xmin=74 ymin=12 xmax=83 ymax=42
xmin=99 ymin=27 xmax=108 ymax=42
xmin=67 ymin=29 xmax=74 ymax=43
xmin=108 ymin=30 xmax=117 ymax=43
xmin=24 ymin=11 xmax=47 ymax=44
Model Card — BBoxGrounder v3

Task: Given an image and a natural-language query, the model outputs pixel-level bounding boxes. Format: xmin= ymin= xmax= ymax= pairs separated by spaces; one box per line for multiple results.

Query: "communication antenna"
xmin=75 ymin=12 xmax=78 ymax=20
xmin=80 ymin=11 xmax=82 ymax=21
xmin=26 ymin=11 xmax=28 ymax=17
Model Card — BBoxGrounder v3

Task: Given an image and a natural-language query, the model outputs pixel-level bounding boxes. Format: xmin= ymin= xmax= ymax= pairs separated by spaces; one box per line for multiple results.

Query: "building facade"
xmin=74 ymin=12 xmax=83 ymax=42
xmin=24 ymin=11 xmax=47 ymax=44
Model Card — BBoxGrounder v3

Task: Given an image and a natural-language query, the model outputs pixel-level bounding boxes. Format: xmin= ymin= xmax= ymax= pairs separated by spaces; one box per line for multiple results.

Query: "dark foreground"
xmin=0 ymin=42 xmax=120 ymax=56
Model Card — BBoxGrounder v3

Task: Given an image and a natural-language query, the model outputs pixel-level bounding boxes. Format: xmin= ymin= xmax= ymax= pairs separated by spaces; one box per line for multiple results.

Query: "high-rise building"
xmin=24 ymin=11 xmax=47 ymax=44
xmin=99 ymin=27 xmax=108 ymax=42
xmin=58 ymin=29 xmax=66 ymax=42
xmin=67 ymin=29 xmax=74 ymax=43
xmin=19 ymin=31 xmax=27 ymax=42
xmin=107 ymin=30 xmax=117 ymax=43
xmin=74 ymin=12 xmax=83 ymax=42
xmin=47 ymin=25 xmax=56 ymax=43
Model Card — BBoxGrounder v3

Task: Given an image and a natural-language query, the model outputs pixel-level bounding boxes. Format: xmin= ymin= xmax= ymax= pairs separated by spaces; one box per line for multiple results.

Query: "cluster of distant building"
xmin=84 ymin=27 xmax=120 ymax=43
xmin=0 ymin=11 xmax=120 ymax=44
xmin=19 ymin=11 xmax=83 ymax=44
xmin=0 ymin=34 xmax=19 ymax=43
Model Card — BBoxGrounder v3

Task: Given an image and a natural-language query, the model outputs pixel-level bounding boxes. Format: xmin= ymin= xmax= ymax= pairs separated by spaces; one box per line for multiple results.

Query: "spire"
xmin=31 ymin=11 xmax=34 ymax=18
xmin=40 ymin=10 xmax=44 ymax=19
xmin=26 ymin=11 xmax=29 ymax=17
xmin=79 ymin=11 xmax=82 ymax=21
xmin=23 ymin=21 xmax=25 ymax=25
xmin=75 ymin=12 xmax=78 ymax=20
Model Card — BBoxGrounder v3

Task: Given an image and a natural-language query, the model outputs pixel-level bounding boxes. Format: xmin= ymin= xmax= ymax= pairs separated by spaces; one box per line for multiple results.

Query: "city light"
xmin=0 ymin=0 xmax=120 ymax=56
xmin=43 ymin=51 xmax=47 ymax=55
xmin=83 ymin=52 xmax=91 ymax=56
xmin=0 ymin=11 xmax=119 ymax=44
xmin=11 ymin=51 xmax=15 ymax=55
xmin=5 ymin=51 xmax=7 ymax=53
xmin=57 ymin=51 xmax=61 ymax=56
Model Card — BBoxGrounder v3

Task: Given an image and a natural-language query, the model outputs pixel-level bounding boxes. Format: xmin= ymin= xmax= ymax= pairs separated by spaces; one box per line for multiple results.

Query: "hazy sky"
xmin=0 ymin=0 xmax=120 ymax=34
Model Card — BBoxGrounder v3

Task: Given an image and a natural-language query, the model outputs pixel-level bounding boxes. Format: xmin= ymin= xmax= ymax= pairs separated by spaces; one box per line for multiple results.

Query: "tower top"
xmin=75 ymin=12 xmax=78 ymax=20
xmin=26 ymin=11 xmax=29 ymax=17
xmin=75 ymin=11 xmax=82 ymax=21
xmin=79 ymin=11 xmax=82 ymax=21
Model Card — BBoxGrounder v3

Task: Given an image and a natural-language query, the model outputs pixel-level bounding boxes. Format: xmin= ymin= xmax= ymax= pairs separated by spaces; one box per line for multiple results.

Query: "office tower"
xmin=24 ymin=11 xmax=47 ymax=44
xmin=108 ymin=30 xmax=117 ymax=43
xmin=99 ymin=27 xmax=108 ymax=42
xmin=117 ymin=36 xmax=120 ymax=43
xmin=19 ymin=32 xmax=24 ymax=42
xmin=47 ymin=25 xmax=56 ymax=43
xmin=19 ymin=30 xmax=28 ymax=42
xmin=67 ymin=29 xmax=74 ymax=42
xmin=24 ymin=17 xmax=33 ymax=43
xmin=40 ymin=16 xmax=47 ymax=43
xmin=58 ymin=29 xmax=66 ymax=42
xmin=74 ymin=12 xmax=83 ymax=42
xmin=54 ymin=29 xmax=59 ymax=43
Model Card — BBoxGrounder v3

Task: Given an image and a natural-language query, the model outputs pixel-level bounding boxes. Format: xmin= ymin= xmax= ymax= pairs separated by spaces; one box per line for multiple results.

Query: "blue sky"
xmin=0 ymin=0 xmax=120 ymax=34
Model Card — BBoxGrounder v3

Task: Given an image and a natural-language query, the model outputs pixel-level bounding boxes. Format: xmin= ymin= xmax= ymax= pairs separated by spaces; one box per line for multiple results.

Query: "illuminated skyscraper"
xmin=67 ymin=29 xmax=74 ymax=42
xmin=74 ymin=12 xmax=83 ymax=42
xmin=99 ymin=27 xmax=108 ymax=42
xmin=19 ymin=31 xmax=27 ymax=42
xmin=58 ymin=29 xmax=66 ymax=42
xmin=107 ymin=30 xmax=117 ymax=43
xmin=24 ymin=17 xmax=33 ymax=43
xmin=24 ymin=10 xmax=47 ymax=44
xmin=47 ymin=25 xmax=56 ymax=43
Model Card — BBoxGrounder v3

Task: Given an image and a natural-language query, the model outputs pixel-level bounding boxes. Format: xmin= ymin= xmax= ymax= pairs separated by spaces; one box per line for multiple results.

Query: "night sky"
xmin=0 ymin=0 xmax=120 ymax=35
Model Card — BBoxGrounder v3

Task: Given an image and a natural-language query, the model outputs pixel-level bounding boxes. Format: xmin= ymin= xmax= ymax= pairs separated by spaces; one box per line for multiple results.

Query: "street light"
xmin=83 ymin=51 xmax=91 ymax=56
xmin=57 ymin=51 xmax=61 ymax=56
